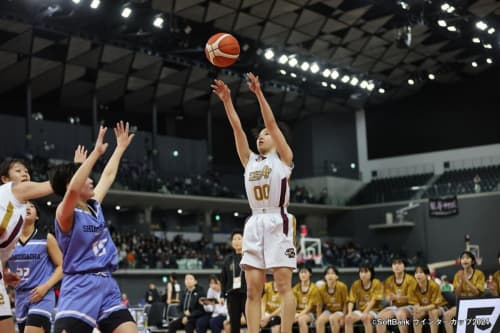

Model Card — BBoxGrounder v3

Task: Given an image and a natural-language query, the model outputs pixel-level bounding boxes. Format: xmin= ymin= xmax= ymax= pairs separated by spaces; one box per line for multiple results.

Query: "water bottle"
xmin=144 ymin=311 xmax=148 ymax=329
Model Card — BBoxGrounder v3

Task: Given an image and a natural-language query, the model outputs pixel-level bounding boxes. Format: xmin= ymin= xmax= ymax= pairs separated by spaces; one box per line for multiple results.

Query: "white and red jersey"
xmin=244 ymin=151 xmax=292 ymax=210
xmin=0 ymin=182 xmax=27 ymax=264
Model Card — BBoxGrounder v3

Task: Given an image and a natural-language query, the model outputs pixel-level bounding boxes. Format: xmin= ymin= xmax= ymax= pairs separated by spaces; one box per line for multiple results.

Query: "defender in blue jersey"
xmin=8 ymin=202 xmax=63 ymax=333
xmin=49 ymin=122 xmax=136 ymax=333
xmin=0 ymin=159 xmax=54 ymax=333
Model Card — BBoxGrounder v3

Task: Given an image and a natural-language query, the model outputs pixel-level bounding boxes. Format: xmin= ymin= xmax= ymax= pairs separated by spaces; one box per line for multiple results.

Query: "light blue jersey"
xmin=8 ymin=229 xmax=56 ymax=323
xmin=55 ymin=199 xmax=117 ymax=274
xmin=8 ymin=229 xmax=54 ymax=290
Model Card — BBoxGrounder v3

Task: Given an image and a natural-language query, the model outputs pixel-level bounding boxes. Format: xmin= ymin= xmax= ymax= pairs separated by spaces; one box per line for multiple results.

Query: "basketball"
xmin=205 ymin=32 xmax=240 ymax=68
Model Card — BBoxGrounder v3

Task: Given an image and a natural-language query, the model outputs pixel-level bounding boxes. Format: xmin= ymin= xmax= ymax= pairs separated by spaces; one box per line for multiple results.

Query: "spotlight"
xmin=90 ymin=0 xmax=100 ymax=9
xmin=440 ymin=3 xmax=450 ymax=11
xmin=367 ymin=82 xmax=375 ymax=91
xmin=264 ymin=49 xmax=274 ymax=60
xmin=172 ymin=150 xmax=179 ymax=157
xmin=472 ymin=37 xmax=480 ymax=43
xmin=398 ymin=1 xmax=409 ymax=10
xmin=472 ymin=61 xmax=478 ymax=67
xmin=278 ymin=55 xmax=288 ymax=64
xmin=438 ymin=20 xmax=447 ymax=27
xmin=177 ymin=209 xmax=183 ymax=214
xmin=476 ymin=21 xmax=488 ymax=31
xmin=115 ymin=205 xmax=121 ymax=211
xmin=72 ymin=0 xmax=81 ymax=3
xmin=486 ymin=58 xmax=493 ymax=64
xmin=408 ymin=78 xmax=415 ymax=85
xmin=378 ymin=88 xmax=385 ymax=94
xmin=360 ymin=80 xmax=368 ymax=89
xmin=447 ymin=26 xmax=457 ymax=32
xmin=330 ymin=83 xmax=337 ymax=90
xmin=46 ymin=201 xmax=52 ymax=207
xmin=290 ymin=72 xmax=297 ymax=78
xmin=428 ymin=73 xmax=435 ymax=80
xmin=322 ymin=69 xmax=331 ymax=77
xmin=153 ymin=16 xmax=164 ymax=28
xmin=310 ymin=63 xmax=320 ymax=74
xmin=350 ymin=163 xmax=356 ymax=169
xmin=288 ymin=58 xmax=298 ymax=67
xmin=483 ymin=44 xmax=492 ymax=49
xmin=350 ymin=77 xmax=359 ymax=86
xmin=121 ymin=7 xmax=132 ymax=18
xmin=341 ymin=75 xmax=350 ymax=83
xmin=279 ymin=69 xmax=287 ymax=75
xmin=488 ymin=27 xmax=495 ymax=34
xmin=321 ymin=81 xmax=328 ymax=87
xmin=300 ymin=62 xmax=310 ymax=71
xmin=331 ymin=70 xmax=340 ymax=80
xmin=233 ymin=212 xmax=239 ymax=217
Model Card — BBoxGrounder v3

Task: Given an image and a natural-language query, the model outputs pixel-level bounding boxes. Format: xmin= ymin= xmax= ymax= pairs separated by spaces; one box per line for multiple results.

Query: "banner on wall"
xmin=455 ymin=297 xmax=500 ymax=333
xmin=428 ymin=196 xmax=459 ymax=217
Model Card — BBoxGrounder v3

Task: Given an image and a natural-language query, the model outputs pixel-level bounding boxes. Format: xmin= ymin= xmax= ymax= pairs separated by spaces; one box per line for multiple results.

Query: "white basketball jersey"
xmin=0 ymin=182 xmax=26 ymax=263
xmin=244 ymin=152 xmax=292 ymax=209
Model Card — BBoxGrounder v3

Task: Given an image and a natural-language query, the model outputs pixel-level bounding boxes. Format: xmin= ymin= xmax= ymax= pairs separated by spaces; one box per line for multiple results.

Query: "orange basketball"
xmin=205 ymin=33 xmax=240 ymax=68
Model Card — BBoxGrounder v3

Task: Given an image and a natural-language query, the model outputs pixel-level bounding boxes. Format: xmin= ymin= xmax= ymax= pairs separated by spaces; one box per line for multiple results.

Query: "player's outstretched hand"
xmin=211 ymin=79 xmax=231 ymax=103
xmin=73 ymin=145 xmax=88 ymax=164
xmin=246 ymin=72 xmax=261 ymax=94
xmin=94 ymin=126 xmax=109 ymax=156
xmin=114 ymin=121 xmax=135 ymax=150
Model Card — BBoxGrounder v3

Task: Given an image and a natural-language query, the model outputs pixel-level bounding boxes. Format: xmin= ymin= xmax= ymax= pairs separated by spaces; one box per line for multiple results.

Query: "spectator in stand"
xmin=196 ymin=276 xmax=227 ymax=333
xmin=145 ymin=283 xmax=161 ymax=304
xmin=166 ymin=273 xmax=181 ymax=304
xmin=487 ymin=252 xmax=500 ymax=296
xmin=121 ymin=294 xmax=129 ymax=308
xmin=167 ymin=274 xmax=206 ymax=333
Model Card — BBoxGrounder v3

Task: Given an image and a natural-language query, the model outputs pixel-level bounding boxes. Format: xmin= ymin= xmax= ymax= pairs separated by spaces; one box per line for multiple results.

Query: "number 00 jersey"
xmin=244 ymin=152 xmax=292 ymax=210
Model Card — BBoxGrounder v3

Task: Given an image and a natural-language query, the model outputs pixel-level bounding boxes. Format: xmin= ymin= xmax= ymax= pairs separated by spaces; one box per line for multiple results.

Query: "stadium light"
xmin=472 ymin=61 xmax=478 ymax=67
xmin=366 ymin=82 xmax=375 ymax=91
xmin=310 ymin=63 xmax=320 ymax=73
xmin=476 ymin=21 xmax=488 ymax=31
xmin=121 ymin=7 xmax=132 ymax=18
xmin=438 ymin=20 xmax=447 ymax=27
xmin=350 ymin=77 xmax=359 ymax=86
xmin=288 ymin=58 xmax=298 ymax=67
xmin=72 ymin=0 xmax=81 ymax=4
xmin=440 ymin=3 xmax=450 ymax=11
xmin=278 ymin=55 xmax=288 ymax=64
xmin=486 ymin=58 xmax=493 ymax=64
xmin=341 ymin=75 xmax=350 ymax=83
xmin=264 ymin=49 xmax=274 ymax=60
xmin=488 ymin=27 xmax=495 ymax=34
xmin=408 ymin=78 xmax=415 ymax=85
xmin=378 ymin=88 xmax=385 ymax=94
xmin=46 ymin=201 xmax=52 ymax=207
xmin=321 ymin=81 xmax=328 ymax=87
xmin=322 ymin=69 xmax=331 ymax=78
xmin=428 ymin=73 xmax=435 ymax=80
xmin=90 ymin=0 xmax=100 ymax=9
xmin=172 ymin=150 xmax=179 ymax=157
xmin=447 ymin=26 xmax=457 ymax=32
xmin=115 ymin=205 xmax=121 ymax=211
xmin=233 ymin=212 xmax=239 ymax=217
xmin=300 ymin=61 xmax=310 ymax=71
xmin=330 ymin=70 xmax=340 ymax=80
xmin=177 ymin=209 xmax=183 ymax=214
xmin=290 ymin=72 xmax=297 ymax=78
xmin=279 ymin=69 xmax=287 ymax=75
xmin=483 ymin=43 xmax=492 ymax=49
xmin=360 ymin=80 xmax=368 ymax=89
xmin=153 ymin=16 xmax=164 ymax=28
xmin=472 ymin=37 xmax=480 ymax=43
xmin=330 ymin=83 xmax=336 ymax=90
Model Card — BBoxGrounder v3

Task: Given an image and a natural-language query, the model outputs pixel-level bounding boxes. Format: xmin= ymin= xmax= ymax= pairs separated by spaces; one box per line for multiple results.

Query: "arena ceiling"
xmin=0 ymin=0 xmax=498 ymax=127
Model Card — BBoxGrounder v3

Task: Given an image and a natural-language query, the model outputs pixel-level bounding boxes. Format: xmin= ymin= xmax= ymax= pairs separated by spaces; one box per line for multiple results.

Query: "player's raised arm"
xmin=52 ymin=126 xmax=108 ymax=233
xmin=93 ymin=121 xmax=135 ymax=203
xmin=211 ymin=79 xmax=251 ymax=167
xmin=11 ymin=181 xmax=53 ymax=203
xmin=246 ymin=72 xmax=293 ymax=166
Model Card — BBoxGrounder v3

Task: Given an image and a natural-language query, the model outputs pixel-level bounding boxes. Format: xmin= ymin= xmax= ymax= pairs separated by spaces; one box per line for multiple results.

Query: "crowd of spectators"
xmin=5 ymin=153 xmax=326 ymax=203
xmin=320 ymin=240 xmax=420 ymax=268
